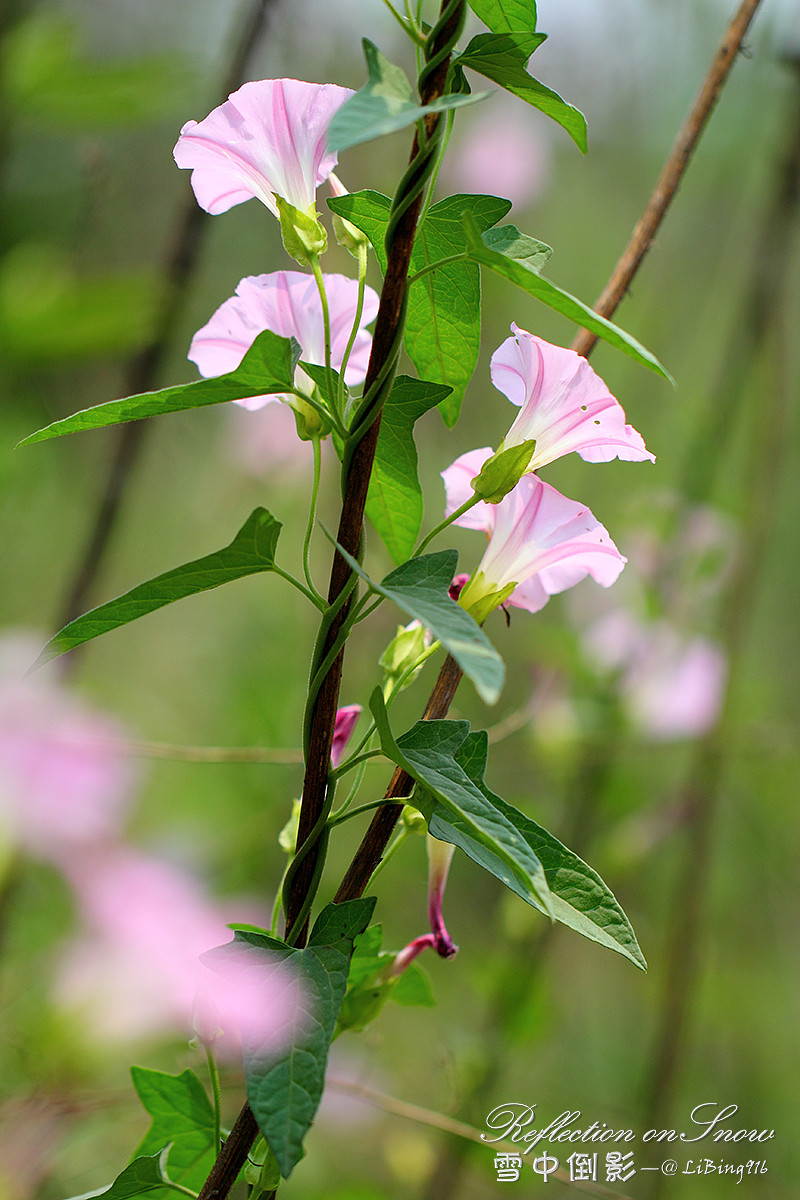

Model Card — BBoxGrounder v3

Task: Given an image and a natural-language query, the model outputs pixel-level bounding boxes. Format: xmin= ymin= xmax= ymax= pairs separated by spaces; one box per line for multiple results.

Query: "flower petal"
xmin=492 ymin=324 xmax=655 ymax=468
xmin=189 ymin=270 xmax=378 ymax=410
xmin=174 ymin=78 xmax=354 ymax=216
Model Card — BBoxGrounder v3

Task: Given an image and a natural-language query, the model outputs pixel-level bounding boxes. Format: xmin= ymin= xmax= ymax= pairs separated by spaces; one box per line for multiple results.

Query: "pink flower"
xmin=173 ymin=78 xmax=354 ymax=217
xmin=331 ymin=704 xmax=361 ymax=768
xmin=0 ymin=637 xmax=134 ymax=864
xmin=442 ymin=450 xmax=626 ymax=619
xmin=188 ymin=270 xmax=379 ymax=411
xmin=491 ymin=324 xmax=654 ymax=469
xmin=582 ymin=611 xmax=727 ymax=740
xmin=444 ymin=99 xmax=552 ymax=208
xmin=57 ymin=848 xmax=300 ymax=1051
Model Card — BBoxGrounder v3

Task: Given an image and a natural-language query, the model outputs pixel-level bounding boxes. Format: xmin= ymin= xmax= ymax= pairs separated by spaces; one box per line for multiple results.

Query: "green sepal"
xmin=471 ymin=440 xmax=536 ymax=503
xmin=277 ymin=196 xmax=327 ymax=264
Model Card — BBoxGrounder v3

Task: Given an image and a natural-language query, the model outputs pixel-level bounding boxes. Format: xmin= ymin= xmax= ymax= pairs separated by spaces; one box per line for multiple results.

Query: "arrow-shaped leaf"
xmin=19 ymin=329 xmax=300 ymax=445
xmin=327 ymin=39 xmax=487 ymax=153
xmin=463 ymin=210 xmax=672 ymax=380
xmin=468 ymin=0 xmax=539 ymax=33
xmin=457 ymin=31 xmax=587 ymax=152
xmin=430 ymin=732 xmax=646 ymax=969
xmin=370 ymin=690 xmax=552 ymax=912
xmin=367 ymin=375 xmax=451 ymax=562
xmin=232 ymin=898 xmax=375 ymax=1179
xmin=328 ymin=191 xmax=512 ymax=425
xmin=34 ymin=507 xmax=282 ymax=666
xmin=331 ymin=546 xmax=504 ymax=705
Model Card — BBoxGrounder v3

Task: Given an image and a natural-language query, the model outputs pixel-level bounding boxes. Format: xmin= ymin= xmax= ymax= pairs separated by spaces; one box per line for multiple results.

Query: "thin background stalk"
xmin=642 ymin=64 xmax=800 ymax=1189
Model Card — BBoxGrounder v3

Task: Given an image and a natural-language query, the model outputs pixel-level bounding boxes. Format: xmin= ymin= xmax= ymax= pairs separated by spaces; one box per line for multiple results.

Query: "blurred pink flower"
xmin=583 ymin=611 xmax=727 ymax=740
xmin=57 ymin=848 xmax=300 ymax=1051
xmin=189 ymin=270 xmax=379 ymax=411
xmin=624 ymin=626 xmax=727 ymax=740
xmin=444 ymin=99 xmax=552 ymax=207
xmin=492 ymin=324 xmax=654 ymax=469
xmin=442 ymin=451 xmax=626 ymax=618
xmin=227 ymin=401 xmax=312 ymax=476
xmin=0 ymin=639 xmax=133 ymax=863
xmin=331 ymin=704 xmax=361 ymax=768
xmin=173 ymin=78 xmax=353 ymax=217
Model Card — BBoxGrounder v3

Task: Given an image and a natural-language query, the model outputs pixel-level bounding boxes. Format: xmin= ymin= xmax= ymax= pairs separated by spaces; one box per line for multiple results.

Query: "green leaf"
xmin=482 ymin=225 xmax=551 ymax=271
xmin=132 ymin=1067 xmax=216 ymax=1195
xmin=405 ymin=195 xmax=513 ymax=424
xmin=19 ymin=329 xmax=300 ymax=445
xmin=463 ymin=211 xmax=672 ymax=380
xmin=430 ymin=732 xmax=647 ymax=969
xmin=332 ymin=547 xmax=504 ymax=704
xmin=308 ymin=897 xmax=377 ymax=947
xmin=328 ymin=191 xmax=512 ymax=425
xmin=457 ymin=32 xmax=587 ymax=152
xmin=370 ymin=691 xmax=552 ymax=913
xmin=34 ymin=508 xmax=282 ymax=666
xmin=327 ymin=39 xmax=487 ymax=152
xmin=240 ymin=899 xmax=375 ymax=1178
xmin=468 ymin=0 xmax=538 ymax=32
xmin=66 ymin=1150 xmax=171 ymax=1200
xmin=326 ymin=191 xmax=393 ymax=271
xmin=367 ymin=375 xmax=451 ymax=562
xmin=393 ymin=962 xmax=435 ymax=1006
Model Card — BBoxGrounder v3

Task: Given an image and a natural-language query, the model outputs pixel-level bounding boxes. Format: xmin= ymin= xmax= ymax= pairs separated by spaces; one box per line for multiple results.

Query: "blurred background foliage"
xmin=0 ymin=1 xmax=798 ymax=1198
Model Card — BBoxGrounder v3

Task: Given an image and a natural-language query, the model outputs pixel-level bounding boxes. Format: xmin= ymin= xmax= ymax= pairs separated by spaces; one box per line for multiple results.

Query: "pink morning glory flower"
xmin=491 ymin=324 xmax=654 ymax=469
xmin=188 ymin=270 xmax=379 ymax=411
xmin=442 ymin=450 xmax=626 ymax=619
xmin=173 ymin=78 xmax=354 ymax=218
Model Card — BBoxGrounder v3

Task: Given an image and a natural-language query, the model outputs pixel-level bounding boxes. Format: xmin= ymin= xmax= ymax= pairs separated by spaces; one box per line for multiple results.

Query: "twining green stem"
xmin=380 ymin=0 xmax=425 ymax=42
xmin=416 ymin=108 xmax=456 ymax=232
xmin=302 ymin=436 xmax=324 ymax=599
xmin=308 ymin=254 xmax=337 ymax=424
xmin=339 ymin=241 xmax=370 ymax=417
xmin=327 ymin=797 xmax=394 ymax=828
xmin=271 ymin=566 xmax=326 ymax=611
xmin=365 ymin=823 xmax=410 ymax=887
xmin=329 ymin=749 xmax=385 ymax=780
xmin=205 ymin=1045 xmax=222 ymax=1152
xmin=414 ymin=492 xmax=482 ymax=556
xmin=407 ymin=250 xmax=467 ymax=286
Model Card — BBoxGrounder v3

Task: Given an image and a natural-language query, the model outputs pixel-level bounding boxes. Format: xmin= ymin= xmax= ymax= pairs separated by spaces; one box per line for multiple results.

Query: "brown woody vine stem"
xmin=571 ymin=0 xmax=763 ymax=358
xmin=196 ymin=5 xmax=466 ymax=1196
